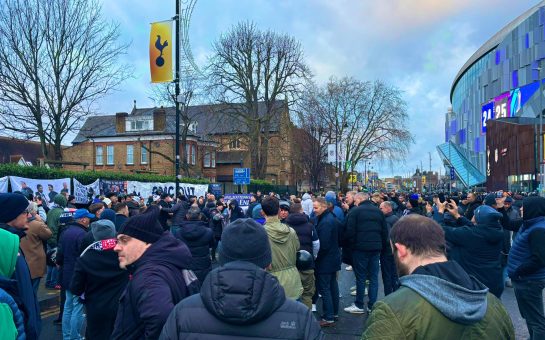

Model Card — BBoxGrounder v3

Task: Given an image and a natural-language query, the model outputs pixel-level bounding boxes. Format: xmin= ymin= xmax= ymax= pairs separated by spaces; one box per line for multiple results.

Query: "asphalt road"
xmin=39 ymin=264 xmax=535 ymax=339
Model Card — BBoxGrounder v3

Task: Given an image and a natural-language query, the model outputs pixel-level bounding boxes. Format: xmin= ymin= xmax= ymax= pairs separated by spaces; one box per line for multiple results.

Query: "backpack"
xmin=0 ymin=279 xmax=27 ymax=339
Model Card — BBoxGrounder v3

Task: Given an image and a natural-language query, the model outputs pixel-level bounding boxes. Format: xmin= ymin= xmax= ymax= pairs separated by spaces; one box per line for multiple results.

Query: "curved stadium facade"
xmin=438 ymin=1 xmax=545 ymax=191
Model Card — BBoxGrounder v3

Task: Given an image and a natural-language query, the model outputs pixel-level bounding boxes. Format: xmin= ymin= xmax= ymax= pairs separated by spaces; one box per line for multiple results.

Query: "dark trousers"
xmin=513 ymin=280 xmax=545 ymax=340
xmin=380 ymin=253 xmax=399 ymax=296
xmin=316 ymin=273 xmax=339 ymax=321
xmin=353 ymin=250 xmax=380 ymax=309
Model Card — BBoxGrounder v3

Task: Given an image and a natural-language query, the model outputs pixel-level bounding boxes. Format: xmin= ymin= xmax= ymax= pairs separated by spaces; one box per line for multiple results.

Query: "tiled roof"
xmin=72 ymin=100 xmax=287 ymax=144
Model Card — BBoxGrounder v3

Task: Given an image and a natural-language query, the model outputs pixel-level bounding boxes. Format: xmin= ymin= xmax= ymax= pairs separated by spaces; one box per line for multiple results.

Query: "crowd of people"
xmin=0 ymin=186 xmax=544 ymax=339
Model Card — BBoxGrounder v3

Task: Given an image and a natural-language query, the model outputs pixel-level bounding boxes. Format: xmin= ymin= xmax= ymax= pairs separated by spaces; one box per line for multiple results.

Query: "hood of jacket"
xmin=54 ymin=194 xmax=67 ymax=208
xmin=179 ymin=220 xmax=208 ymax=240
xmin=265 ymin=217 xmax=291 ymax=244
xmin=0 ymin=227 xmax=19 ymax=278
xmin=200 ymin=261 xmax=285 ymax=325
xmin=522 ymin=196 xmax=545 ymax=220
xmin=129 ymin=232 xmax=192 ymax=273
xmin=401 ymin=262 xmax=489 ymax=325
xmin=302 ymin=193 xmax=311 ymax=201
xmin=285 ymin=212 xmax=310 ymax=227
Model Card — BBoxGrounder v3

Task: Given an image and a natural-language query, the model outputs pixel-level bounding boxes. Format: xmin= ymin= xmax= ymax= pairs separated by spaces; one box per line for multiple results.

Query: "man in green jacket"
xmin=362 ymin=215 xmax=515 ymax=340
xmin=262 ymin=196 xmax=303 ymax=300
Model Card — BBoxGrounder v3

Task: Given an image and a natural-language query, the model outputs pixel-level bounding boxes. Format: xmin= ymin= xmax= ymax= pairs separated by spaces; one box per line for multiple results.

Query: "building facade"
xmin=64 ymin=101 xmax=296 ymax=187
xmin=438 ymin=2 xmax=545 ymax=190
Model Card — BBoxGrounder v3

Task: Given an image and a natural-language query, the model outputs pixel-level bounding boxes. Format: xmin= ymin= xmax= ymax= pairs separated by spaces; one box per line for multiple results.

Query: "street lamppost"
xmin=532 ymin=65 xmax=543 ymax=194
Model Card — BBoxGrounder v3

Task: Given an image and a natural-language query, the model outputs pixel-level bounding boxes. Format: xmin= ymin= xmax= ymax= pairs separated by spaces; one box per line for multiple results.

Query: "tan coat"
xmin=20 ymin=217 xmax=52 ymax=279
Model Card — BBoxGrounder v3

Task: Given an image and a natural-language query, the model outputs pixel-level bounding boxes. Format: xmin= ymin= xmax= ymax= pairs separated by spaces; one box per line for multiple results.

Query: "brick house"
xmin=63 ymin=100 xmax=295 ymax=186
xmin=0 ymin=136 xmax=53 ymax=166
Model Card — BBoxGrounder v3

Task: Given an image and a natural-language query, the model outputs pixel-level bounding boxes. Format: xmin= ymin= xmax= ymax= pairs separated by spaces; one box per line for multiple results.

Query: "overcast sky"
xmin=96 ymin=0 xmax=541 ymax=178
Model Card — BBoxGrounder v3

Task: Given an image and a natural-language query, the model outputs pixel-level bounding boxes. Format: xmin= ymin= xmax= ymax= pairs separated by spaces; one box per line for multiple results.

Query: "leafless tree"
xmin=207 ymin=21 xmax=311 ymax=179
xmin=299 ymin=77 xmax=413 ymax=190
xmin=0 ymin=0 xmax=131 ymax=161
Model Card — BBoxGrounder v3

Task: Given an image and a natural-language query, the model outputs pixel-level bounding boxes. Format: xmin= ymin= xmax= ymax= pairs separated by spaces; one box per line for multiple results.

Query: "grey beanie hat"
xmin=219 ymin=218 xmax=272 ymax=268
xmin=91 ymin=219 xmax=116 ymax=241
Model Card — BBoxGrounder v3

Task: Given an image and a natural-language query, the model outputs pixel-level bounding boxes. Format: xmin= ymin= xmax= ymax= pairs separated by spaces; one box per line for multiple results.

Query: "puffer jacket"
xmin=264 ymin=217 xmax=303 ymax=300
xmin=442 ymin=205 xmax=505 ymax=298
xmin=159 ymin=261 xmax=323 ymax=339
xmin=362 ymin=261 xmax=514 ymax=340
xmin=344 ymin=201 xmax=388 ymax=252
xmin=0 ymin=228 xmax=25 ymax=340
xmin=175 ymin=219 xmax=214 ymax=283
xmin=112 ymin=232 xmax=193 ymax=340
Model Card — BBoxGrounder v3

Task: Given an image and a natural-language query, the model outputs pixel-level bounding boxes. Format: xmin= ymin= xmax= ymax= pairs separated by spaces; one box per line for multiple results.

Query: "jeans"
xmin=353 ymin=250 xmax=380 ymax=309
xmin=513 ymin=280 xmax=545 ymax=340
xmin=46 ymin=265 xmax=58 ymax=287
xmin=62 ymin=291 xmax=85 ymax=340
xmin=316 ymin=273 xmax=339 ymax=321
xmin=380 ymin=253 xmax=398 ymax=296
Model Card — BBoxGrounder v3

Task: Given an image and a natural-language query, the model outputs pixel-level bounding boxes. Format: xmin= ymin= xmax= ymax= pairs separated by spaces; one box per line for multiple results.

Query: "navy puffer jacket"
xmin=175 ymin=220 xmax=214 ymax=283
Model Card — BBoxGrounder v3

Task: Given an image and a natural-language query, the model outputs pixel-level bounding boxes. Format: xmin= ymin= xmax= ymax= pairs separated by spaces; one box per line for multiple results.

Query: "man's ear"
xmin=393 ymin=242 xmax=408 ymax=259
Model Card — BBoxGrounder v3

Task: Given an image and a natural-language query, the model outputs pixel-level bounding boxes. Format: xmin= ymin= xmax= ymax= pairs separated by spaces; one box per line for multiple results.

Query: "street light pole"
xmin=174 ymin=0 xmax=181 ymax=196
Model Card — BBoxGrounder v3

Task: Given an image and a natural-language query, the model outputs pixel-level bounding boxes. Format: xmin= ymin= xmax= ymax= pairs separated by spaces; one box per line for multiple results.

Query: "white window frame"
xmin=141 ymin=146 xmax=148 ymax=164
xmin=191 ymin=145 xmax=196 ymax=165
xmin=204 ymin=152 xmax=211 ymax=168
xmin=106 ymin=145 xmax=114 ymax=165
xmin=211 ymin=151 xmax=216 ymax=168
xmin=126 ymin=145 xmax=134 ymax=165
xmin=96 ymin=146 xmax=103 ymax=165
xmin=229 ymin=139 xmax=241 ymax=150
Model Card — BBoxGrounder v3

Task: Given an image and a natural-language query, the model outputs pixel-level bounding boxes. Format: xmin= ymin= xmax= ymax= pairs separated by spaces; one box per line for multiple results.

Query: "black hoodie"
xmin=175 ymin=219 xmax=215 ymax=283
xmin=159 ymin=261 xmax=322 ymax=339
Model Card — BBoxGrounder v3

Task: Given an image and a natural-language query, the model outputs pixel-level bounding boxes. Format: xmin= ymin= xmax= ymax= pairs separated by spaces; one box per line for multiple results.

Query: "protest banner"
xmin=127 ymin=181 xmax=208 ymax=199
xmin=0 ymin=176 xmax=8 ymax=193
xmin=223 ymin=194 xmax=253 ymax=211
xmin=100 ymin=180 xmax=127 ymax=195
xmin=73 ymin=179 xmax=100 ymax=204
xmin=9 ymin=176 xmax=70 ymax=206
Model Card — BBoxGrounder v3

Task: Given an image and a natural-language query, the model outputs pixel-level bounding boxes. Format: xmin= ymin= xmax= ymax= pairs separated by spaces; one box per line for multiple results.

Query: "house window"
xmin=191 ymin=145 xmax=196 ymax=165
xmin=185 ymin=144 xmax=190 ymax=163
xmin=141 ymin=146 xmax=148 ymax=164
xmin=126 ymin=145 xmax=134 ymax=165
xmin=204 ymin=151 xmax=216 ymax=168
xmin=126 ymin=118 xmax=152 ymax=131
xmin=96 ymin=146 xmax=103 ymax=165
xmin=107 ymin=145 xmax=114 ymax=165
xmin=229 ymin=139 xmax=241 ymax=150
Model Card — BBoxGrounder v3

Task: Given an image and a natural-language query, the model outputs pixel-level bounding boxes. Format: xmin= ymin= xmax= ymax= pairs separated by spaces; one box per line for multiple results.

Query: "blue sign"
xmin=209 ymin=183 xmax=222 ymax=197
xmin=450 ymin=167 xmax=455 ymax=180
xmin=233 ymin=168 xmax=250 ymax=185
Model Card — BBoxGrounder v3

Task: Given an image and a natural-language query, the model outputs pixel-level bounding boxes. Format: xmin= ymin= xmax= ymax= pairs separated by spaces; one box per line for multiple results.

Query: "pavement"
xmin=38 ymin=265 xmax=537 ymax=339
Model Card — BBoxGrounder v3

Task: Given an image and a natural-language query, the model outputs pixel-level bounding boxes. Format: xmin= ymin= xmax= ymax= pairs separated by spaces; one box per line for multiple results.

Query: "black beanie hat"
xmin=484 ymin=194 xmax=497 ymax=207
xmin=118 ymin=205 xmax=163 ymax=243
xmin=219 ymin=218 xmax=272 ymax=268
xmin=0 ymin=193 xmax=30 ymax=223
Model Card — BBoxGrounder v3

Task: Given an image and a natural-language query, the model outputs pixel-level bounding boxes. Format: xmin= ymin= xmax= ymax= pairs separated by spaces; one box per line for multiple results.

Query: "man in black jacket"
xmin=379 ymin=201 xmax=400 ymax=295
xmin=344 ymin=192 xmax=388 ymax=314
xmin=71 ymin=220 xmax=129 ymax=340
xmin=285 ymin=203 xmax=320 ymax=309
xmin=160 ymin=218 xmax=323 ymax=339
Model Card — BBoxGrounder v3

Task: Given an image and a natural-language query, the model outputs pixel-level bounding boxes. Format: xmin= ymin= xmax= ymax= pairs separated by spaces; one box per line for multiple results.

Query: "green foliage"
xmin=0 ymin=164 xmax=209 ymax=185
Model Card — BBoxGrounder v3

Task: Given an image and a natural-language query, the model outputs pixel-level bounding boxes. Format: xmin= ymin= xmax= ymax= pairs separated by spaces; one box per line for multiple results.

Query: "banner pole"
xmin=174 ymin=0 xmax=181 ymax=197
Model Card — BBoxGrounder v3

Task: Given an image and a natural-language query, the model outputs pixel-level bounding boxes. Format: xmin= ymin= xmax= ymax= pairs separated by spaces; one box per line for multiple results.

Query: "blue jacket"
xmin=314 ymin=211 xmax=341 ymax=274
xmin=175 ymin=220 xmax=214 ymax=283
xmin=0 ymin=224 xmax=40 ymax=340
xmin=0 ymin=275 xmax=26 ymax=340
xmin=57 ymin=222 xmax=88 ymax=290
xmin=507 ymin=216 xmax=545 ymax=281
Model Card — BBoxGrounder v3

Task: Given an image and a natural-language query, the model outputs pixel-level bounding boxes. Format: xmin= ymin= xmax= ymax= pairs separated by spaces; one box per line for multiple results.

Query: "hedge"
xmin=0 ymin=164 xmax=209 ymax=185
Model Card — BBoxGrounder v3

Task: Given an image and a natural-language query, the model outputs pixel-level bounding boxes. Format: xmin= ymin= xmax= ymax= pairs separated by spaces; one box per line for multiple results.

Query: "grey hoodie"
xmin=302 ymin=193 xmax=313 ymax=216
xmin=400 ymin=274 xmax=489 ymax=325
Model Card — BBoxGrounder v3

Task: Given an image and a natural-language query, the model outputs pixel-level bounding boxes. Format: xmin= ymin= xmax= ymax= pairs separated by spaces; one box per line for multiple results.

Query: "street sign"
xmin=422 ymin=176 xmax=426 ymax=185
xmin=450 ymin=167 xmax=455 ymax=180
xmin=233 ymin=168 xmax=251 ymax=185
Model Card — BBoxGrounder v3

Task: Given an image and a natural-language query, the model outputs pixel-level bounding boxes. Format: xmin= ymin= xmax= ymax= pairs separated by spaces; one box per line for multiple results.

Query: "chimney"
xmin=116 ymin=112 xmax=128 ymax=133
xmin=153 ymin=108 xmax=166 ymax=131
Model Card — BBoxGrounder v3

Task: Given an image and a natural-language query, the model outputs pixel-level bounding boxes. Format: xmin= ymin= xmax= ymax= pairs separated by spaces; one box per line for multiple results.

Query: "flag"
xmin=150 ymin=21 xmax=173 ymax=83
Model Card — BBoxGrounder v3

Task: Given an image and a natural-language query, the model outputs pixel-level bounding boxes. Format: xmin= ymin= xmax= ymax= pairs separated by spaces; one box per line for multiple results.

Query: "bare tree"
xmin=300 ymin=77 xmax=413 ymax=191
xmin=207 ymin=21 xmax=311 ymax=179
xmin=0 ymin=0 xmax=130 ymax=161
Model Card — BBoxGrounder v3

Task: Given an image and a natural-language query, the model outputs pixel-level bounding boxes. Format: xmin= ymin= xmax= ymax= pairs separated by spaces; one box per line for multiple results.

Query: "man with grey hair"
xmin=342 ymin=191 xmax=357 ymax=213
xmin=379 ymin=200 xmax=400 ymax=295
xmin=176 ymin=206 xmax=214 ymax=283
